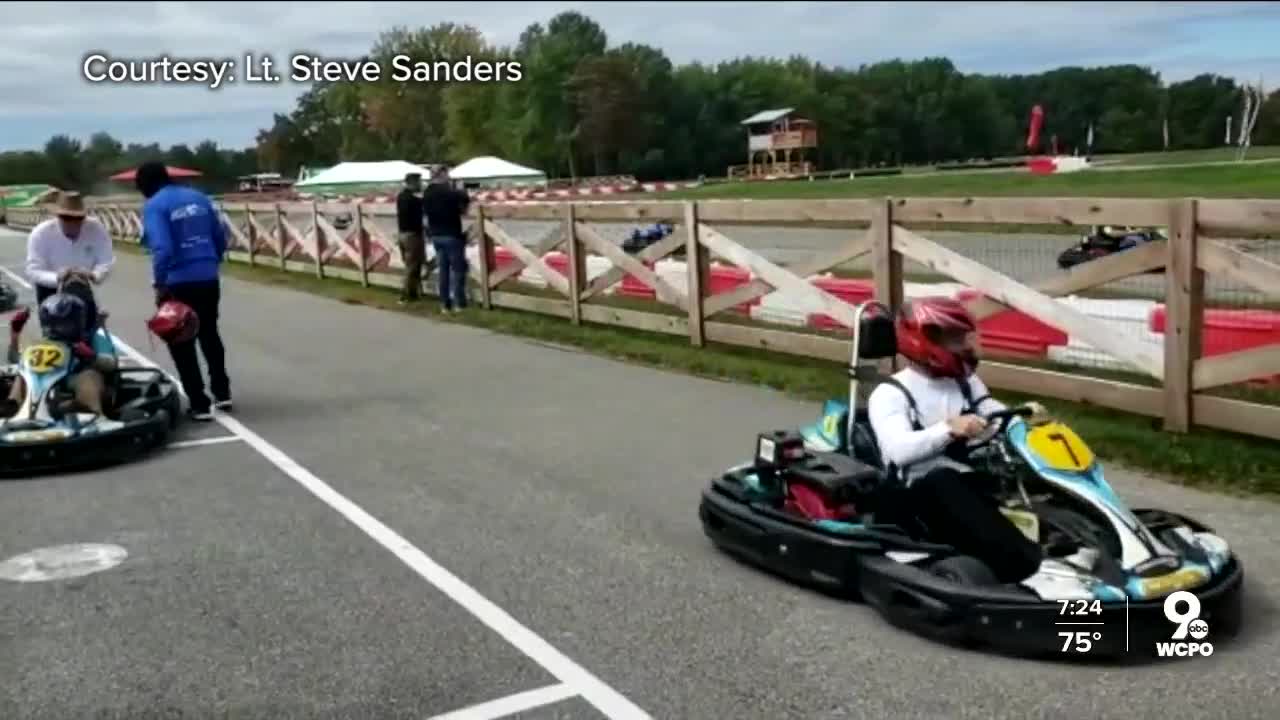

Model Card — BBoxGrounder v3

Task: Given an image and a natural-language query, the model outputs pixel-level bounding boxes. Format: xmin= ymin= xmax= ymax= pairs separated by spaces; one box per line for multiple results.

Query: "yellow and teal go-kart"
xmin=699 ymin=301 xmax=1244 ymax=659
xmin=0 ymin=331 xmax=181 ymax=477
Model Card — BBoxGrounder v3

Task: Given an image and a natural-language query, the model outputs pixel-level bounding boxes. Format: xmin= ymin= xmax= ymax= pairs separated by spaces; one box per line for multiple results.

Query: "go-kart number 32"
xmin=23 ymin=344 xmax=67 ymax=372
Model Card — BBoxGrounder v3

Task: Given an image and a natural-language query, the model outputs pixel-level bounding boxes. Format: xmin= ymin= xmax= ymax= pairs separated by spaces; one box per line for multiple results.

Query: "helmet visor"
xmin=926 ymin=326 xmax=976 ymax=351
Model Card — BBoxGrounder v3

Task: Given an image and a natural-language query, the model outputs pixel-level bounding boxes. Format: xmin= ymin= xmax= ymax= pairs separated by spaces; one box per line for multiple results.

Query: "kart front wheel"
xmin=929 ymin=555 xmax=998 ymax=586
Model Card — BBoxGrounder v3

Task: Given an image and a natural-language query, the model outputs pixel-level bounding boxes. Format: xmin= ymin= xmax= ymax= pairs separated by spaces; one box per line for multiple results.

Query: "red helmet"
xmin=147 ymin=300 xmax=199 ymax=345
xmin=895 ymin=296 xmax=979 ymax=378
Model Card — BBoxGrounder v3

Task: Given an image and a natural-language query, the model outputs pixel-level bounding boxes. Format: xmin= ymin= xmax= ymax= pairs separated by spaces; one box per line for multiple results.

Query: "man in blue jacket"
xmin=136 ymin=161 xmax=231 ymax=421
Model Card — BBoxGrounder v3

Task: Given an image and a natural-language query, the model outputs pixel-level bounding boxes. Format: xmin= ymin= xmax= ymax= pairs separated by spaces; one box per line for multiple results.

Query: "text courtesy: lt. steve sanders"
xmin=81 ymin=53 xmax=523 ymax=90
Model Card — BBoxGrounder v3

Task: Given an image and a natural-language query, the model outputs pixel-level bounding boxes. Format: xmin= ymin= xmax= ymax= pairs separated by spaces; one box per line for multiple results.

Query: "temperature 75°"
xmin=1060 ymin=631 xmax=1101 ymax=653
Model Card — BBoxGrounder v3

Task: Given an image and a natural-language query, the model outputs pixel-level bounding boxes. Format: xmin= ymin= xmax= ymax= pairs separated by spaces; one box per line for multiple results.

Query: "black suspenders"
xmin=879 ymin=376 xmax=985 ymax=483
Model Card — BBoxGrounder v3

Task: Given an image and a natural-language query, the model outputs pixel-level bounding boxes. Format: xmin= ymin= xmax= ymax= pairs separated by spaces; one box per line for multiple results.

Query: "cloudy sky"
xmin=3 ymin=1 xmax=1279 ymax=152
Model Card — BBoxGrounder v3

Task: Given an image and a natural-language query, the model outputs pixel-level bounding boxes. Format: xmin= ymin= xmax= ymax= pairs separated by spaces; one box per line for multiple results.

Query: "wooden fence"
xmin=5 ymin=196 xmax=1280 ymax=442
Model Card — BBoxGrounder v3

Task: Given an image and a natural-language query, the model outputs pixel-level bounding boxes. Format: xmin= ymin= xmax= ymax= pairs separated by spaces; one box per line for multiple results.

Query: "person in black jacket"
xmin=423 ymin=167 xmax=472 ymax=312
xmin=395 ymin=172 xmax=426 ymax=304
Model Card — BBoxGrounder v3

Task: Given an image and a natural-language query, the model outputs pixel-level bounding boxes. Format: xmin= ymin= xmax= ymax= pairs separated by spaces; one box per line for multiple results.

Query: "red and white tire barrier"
xmin=469 ymin=181 xmax=701 ymax=203
xmin=486 ymin=247 xmax=1280 ymax=384
xmin=298 ymin=181 xmax=702 ymax=205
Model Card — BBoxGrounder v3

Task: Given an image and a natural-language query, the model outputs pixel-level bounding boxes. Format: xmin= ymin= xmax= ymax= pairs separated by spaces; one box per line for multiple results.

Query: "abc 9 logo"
xmin=1164 ymin=590 xmax=1210 ymax=640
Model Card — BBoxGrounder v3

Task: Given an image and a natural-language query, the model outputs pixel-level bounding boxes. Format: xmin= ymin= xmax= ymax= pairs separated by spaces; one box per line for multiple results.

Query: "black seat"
xmin=849 ymin=408 xmax=885 ymax=469
xmin=786 ymin=451 xmax=884 ymax=504
xmin=846 ymin=306 xmax=897 ymax=469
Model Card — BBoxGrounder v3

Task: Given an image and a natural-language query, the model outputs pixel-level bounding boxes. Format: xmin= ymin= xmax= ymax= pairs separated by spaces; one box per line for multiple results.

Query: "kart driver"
xmin=867 ymin=297 xmax=1046 ymax=584
xmin=4 ymin=291 xmax=117 ymax=417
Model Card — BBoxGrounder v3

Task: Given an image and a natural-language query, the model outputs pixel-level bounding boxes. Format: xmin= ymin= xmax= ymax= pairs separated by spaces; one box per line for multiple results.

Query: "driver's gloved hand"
xmin=71 ymin=340 xmax=96 ymax=362
xmin=8 ymin=307 xmax=30 ymax=335
xmin=1024 ymin=402 xmax=1050 ymax=424
xmin=947 ymin=414 xmax=988 ymax=438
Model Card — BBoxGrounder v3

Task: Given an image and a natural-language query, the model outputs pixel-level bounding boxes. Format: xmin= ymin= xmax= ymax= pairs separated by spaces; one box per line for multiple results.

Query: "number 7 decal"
xmin=1047 ymin=432 xmax=1082 ymax=467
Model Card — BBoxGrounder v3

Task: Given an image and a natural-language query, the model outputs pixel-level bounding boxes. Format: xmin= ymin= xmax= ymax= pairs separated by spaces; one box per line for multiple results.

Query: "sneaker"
xmin=213 ymin=397 xmax=233 ymax=411
xmin=187 ymin=407 xmax=214 ymax=422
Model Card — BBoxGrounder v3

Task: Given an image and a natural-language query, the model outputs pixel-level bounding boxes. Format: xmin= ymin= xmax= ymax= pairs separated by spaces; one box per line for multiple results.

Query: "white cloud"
xmin=2 ymin=1 xmax=1278 ymax=150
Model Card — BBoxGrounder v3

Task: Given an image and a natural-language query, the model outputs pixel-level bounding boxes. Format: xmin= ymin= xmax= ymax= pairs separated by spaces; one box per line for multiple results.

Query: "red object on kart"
xmin=147 ymin=300 xmax=199 ymax=344
xmin=785 ymin=483 xmax=858 ymax=521
xmin=8 ymin=307 xmax=30 ymax=334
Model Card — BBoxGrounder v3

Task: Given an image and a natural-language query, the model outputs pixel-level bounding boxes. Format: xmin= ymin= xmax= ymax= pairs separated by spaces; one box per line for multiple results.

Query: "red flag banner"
xmin=1026 ymin=105 xmax=1045 ymax=151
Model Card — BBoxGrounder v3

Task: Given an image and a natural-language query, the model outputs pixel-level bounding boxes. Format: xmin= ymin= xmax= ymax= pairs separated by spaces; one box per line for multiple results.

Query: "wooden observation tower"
xmin=733 ymin=107 xmax=819 ymax=179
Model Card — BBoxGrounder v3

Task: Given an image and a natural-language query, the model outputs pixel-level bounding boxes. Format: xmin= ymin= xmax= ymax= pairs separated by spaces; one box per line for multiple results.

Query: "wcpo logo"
xmin=1156 ymin=590 xmax=1213 ymax=657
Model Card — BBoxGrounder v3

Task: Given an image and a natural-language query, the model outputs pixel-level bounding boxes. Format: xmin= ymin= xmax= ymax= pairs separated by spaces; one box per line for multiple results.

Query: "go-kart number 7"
xmin=23 ymin=344 xmax=67 ymax=372
xmin=1027 ymin=423 xmax=1094 ymax=471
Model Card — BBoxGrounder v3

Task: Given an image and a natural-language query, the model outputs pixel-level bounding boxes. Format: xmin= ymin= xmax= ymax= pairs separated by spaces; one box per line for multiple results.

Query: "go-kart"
xmin=0 ymin=309 xmax=181 ymax=478
xmin=698 ymin=301 xmax=1244 ymax=658
xmin=1057 ymin=225 xmax=1166 ymax=272
xmin=622 ymin=222 xmax=676 ymax=254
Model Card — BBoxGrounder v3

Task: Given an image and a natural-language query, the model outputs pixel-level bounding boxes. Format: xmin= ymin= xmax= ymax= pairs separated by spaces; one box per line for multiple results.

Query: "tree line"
xmin=0 ymin=133 xmax=258 ymax=195
xmin=5 ymin=10 xmax=1280 ymax=189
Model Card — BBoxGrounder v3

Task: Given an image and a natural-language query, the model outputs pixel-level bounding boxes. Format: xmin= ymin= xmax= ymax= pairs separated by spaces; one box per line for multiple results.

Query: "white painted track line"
xmin=1 ymin=267 xmax=651 ymax=719
xmin=168 ymin=435 xmax=243 ymax=449
xmin=425 ymin=683 xmax=579 ymax=720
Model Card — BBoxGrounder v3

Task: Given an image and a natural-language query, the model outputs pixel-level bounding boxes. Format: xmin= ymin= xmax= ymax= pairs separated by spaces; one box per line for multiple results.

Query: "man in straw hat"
xmin=24 ymin=190 xmax=115 ymax=306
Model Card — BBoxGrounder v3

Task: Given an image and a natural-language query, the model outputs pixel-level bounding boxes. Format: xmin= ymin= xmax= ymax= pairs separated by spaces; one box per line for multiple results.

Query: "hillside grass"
xmin=98 ymin=241 xmax=1280 ymax=500
xmin=664 ymin=161 xmax=1280 ymax=201
xmin=1098 ymin=146 xmax=1280 ymax=166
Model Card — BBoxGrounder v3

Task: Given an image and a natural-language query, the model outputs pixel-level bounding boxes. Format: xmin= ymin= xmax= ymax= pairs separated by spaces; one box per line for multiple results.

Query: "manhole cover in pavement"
xmin=0 ymin=543 xmax=128 ymax=582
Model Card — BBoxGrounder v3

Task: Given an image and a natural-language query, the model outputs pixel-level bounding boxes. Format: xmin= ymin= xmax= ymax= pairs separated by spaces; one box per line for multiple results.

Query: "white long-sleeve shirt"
xmin=25 ymin=218 xmax=115 ymax=289
xmin=867 ymin=365 xmax=1005 ymax=483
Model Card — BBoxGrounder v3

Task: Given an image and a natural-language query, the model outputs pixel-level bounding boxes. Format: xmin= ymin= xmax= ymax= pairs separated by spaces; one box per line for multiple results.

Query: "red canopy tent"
xmin=108 ymin=166 xmax=202 ymax=181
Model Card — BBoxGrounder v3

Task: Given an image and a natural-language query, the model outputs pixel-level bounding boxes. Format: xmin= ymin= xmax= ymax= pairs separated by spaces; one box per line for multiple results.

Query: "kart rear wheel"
xmin=1057 ymin=247 xmax=1089 ymax=270
xmin=929 ymin=555 xmax=998 ymax=586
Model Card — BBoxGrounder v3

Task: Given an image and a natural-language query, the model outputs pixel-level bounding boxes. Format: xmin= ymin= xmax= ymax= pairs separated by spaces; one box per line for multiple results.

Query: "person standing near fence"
xmin=135 ymin=161 xmax=232 ymax=421
xmin=423 ymin=167 xmax=471 ymax=313
xmin=395 ymin=172 xmax=426 ymax=304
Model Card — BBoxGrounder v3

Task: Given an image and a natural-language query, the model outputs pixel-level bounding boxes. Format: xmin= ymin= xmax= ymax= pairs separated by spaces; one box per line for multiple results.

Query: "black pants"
xmin=910 ymin=468 xmax=1042 ymax=583
xmin=164 ymin=279 xmax=230 ymax=412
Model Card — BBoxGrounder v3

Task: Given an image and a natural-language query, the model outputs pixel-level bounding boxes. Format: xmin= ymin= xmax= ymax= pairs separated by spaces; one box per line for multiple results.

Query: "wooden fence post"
xmin=311 ymin=200 xmax=325 ymax=278
xmin=685 ymin=201 xmax=707 ymax=347
xmin=245 ymin=204 xmax=257 ymax=266
xmin=474 ymin=205 xmax=493 ymax=309
xmin=871 ymin=197 xmax=902 ymax=371
xmin=275 ymin=203 xmax=287 ymax=271
xmin=565 ymin=203 xmax=585 ymax=325
xmin=354 ymin=203 xmax=369 ymax=287
xmin=1163 ymin=198 xmax=1203 ymax=432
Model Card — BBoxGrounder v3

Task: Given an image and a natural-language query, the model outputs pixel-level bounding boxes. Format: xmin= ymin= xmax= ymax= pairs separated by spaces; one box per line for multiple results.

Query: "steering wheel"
xmin=965 ymin=406 xmax=1035 ymax=448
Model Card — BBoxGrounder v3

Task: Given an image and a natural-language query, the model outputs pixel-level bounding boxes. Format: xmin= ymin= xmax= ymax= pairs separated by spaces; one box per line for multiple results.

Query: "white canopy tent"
xmin=448 ymin=156 xmax=546 ymax=188
xmin=293 ymin=160 xmax=433 ymax=195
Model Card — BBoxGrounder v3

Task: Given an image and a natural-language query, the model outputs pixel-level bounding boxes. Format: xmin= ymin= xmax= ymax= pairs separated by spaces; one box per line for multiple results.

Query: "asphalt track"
xmin=1 ymin=225 xmax=1279 ymax=720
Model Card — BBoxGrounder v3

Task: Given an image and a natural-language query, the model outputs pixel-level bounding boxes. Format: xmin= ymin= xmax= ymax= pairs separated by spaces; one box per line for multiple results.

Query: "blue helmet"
xmin=38 ymin=293 xmax=88 ymax=343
